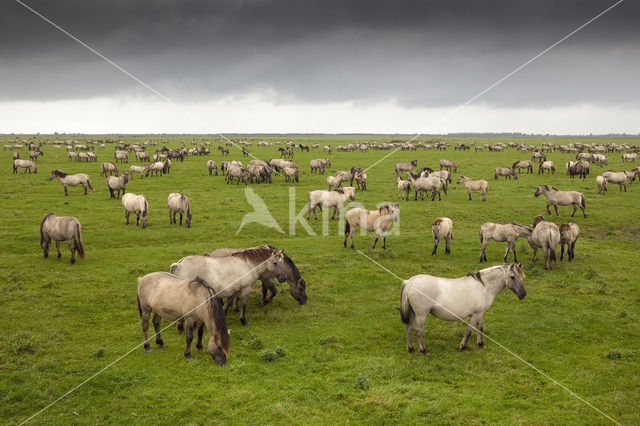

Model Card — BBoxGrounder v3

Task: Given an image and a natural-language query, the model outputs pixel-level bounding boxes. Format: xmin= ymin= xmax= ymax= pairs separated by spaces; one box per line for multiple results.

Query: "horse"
xmin=494 ymin=167 xmax=517 ymax=180
xmin=456 ymin=176 xmax=487 ymax=201
xmin=170 ymin=245 xmax=288 ymax=326
xmin=431 ymin=217 xmax=453 ymax=255
xmin=538 ymin=161 xmax=555 ymax=175
xmin=602 ymin=171 xmax=628 ymax=192
xmin=512 ymin=160 xmax=533 ymax=174
xmin=136 ymin=272 xmax=229 ymax=364
xmin=122 ymin=193 xmax=148 ymax=228
xmin=354 ymin=171 xmax=367 ymax=191
xmin=29 ymin=150 xmax=43 ymax=161
xmin=307 ymin=187 xmax=355 ymax=220
xmin=114 ymin=150 xmax=129 ymax=163
xmin=568 ymin=162 xmax=588 ymax=179
xmin=408 ymin=173 xmax=446 ymax=201
xmin=129 ymin=165 xmax=148 ymax=179
xmin=49 ymin=170 xmax=93 ymax=196
xmin=439 ymin=159 xmax=457 ymax=172
xmin=218 ymin=146 xmax=229 ymax=155
xmin=559 ymin=223 xmax=580 ymax=262
xmin=40 ymin=213 xmax=85 ymax=264
xmin=283 ymin=166 xmax=299 ymax=183
xmin=207 ymin=160 xmax=218 ymax=176
xmin=204 ymin=247 xmax=307 ymax=306
xmin=101 ymin=162 xmax=119 ymax=177
xmin=145 ymin=161 xmax=165 ymax=177
xmin=400 ymin=263 xmax=526 ymax=354
xmin=327 ymin=172 xmax=349 ymax=190
xmin=168 ymin=193 xmax=192 ymax=227
xmin=395 ymin=160 xmax=418 ymax=176
xmin=596 ymin=175 xmax=608 ymax=195
xmin=528 ymin=215 xmax=561 ymax=270
xmin=531 ymin=151 xmax=546 ymax=162
xmin=13 ymin=159 xmax=37 ymax=174
xmin=622 ymin=153 xmax=638 ymax=163
xmin=396 ymin=176 xmax=412 ymax=201
xmin=310 ymin=159 xmax=330 ymax=174
xmin=343 ymin=203 xmax=399 ymax=249
xmin=478 ymin=222 xmax=532 ymax=263
xmin=106 ymin=173 xmax=129 ymax=199
xmin=534 ymin=185 xmax=586 ymax=217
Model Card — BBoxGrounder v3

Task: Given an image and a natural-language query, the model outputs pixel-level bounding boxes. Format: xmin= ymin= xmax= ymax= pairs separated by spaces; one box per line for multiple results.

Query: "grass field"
xmin=1 ymin=135 xmax=639 ymax=425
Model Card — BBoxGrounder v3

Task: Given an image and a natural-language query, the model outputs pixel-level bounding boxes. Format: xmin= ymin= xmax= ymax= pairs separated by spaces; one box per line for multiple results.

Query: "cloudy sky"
xmin=1 ymin=0 xmax=638 ymax=134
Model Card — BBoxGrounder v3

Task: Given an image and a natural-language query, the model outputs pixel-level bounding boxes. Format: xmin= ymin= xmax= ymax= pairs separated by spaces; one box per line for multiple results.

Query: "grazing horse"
xmin=101 ymin=162 xmax=119 ymax=177
xmin=395 ymin=160 xmax=418 ymax=176
xmin=456 ymin=176 xmax=488 ymax=201
xmin=512 ymin=160 xmax=533 ymax=174
xmin=218 ymin=146 xmax=229 ymax=155
xmin=122 ymin=193 xmax=148 ymax=228
xmin=528 ymin=215 xmax=561 ymax=270
xmin=439 ymin=159 xmax=457 ymax=172
xmin=400 ymin=263 xmax=526 ymax=354
xmin=568 ymin=162 xmax=588 ymax=179
xmin=129 ymin=165 xmax=148 ymax=179
xmin=559 ymin=223 xmax=580 ymax=261
xmin=145 ymin=161 xmax=165 ymax=177
xmin=396 ymin=176 xmax=412 ymax=201
xmin=106 ymin=173 xmax=129 ymax=199
xmin=307 ymin=187 xmax=355 ymax=220
xmin=431 ymin=217 xmax=453 ymax=255
xmin=207 ymin=160 xmax=218 ymax=175
xmin=343 ymin=203 xmax=399 ymax=249
xmin=602 ymin=171 xmax=628 ymax=192
xmin=327 ymin=172 xmax=349 ymax=190
xmin=136 ymin=272 xmax=229 ymax=364
xmin=596 ymin=175 xmax=608 ymax=195
xmin=205 ymin=247 xmax=307 ymax=306
xmin=494 ymin=167 xmax=517 ymax=180
xmin=479 ymin=222 xmax=532 ymax=263
xmin=408 ymin=173 xmax=446 ymax=201
xmin=49 ymin=170 xmax=93 ymax=195
xmin=167 ymin=193 xmax=192 ymax=227
xmin=13 ymin=159 xmax=37 ymax=174
xmin=114 ymin=150 xmax=129 ymax=163
xmin=170 ymin=245 xmax=288 ymax=326
xmin=538 ymin=161 xmax=555 ymax=175
xmin=40 ymin=213 xmax=85 ymax=264
xmin=534 ymin=185 xmax=586 ymax=217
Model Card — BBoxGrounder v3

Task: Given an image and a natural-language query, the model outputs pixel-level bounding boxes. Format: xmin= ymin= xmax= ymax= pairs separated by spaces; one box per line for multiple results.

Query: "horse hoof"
xmin=407 ymin=347 xmax=415 ymax=353
xmin=241 ymin=320 xmax=249 ymax=327
xmin=145 ymin=348 xmax=152 ymax=353
xmin=158 ymin=343 xmax=167 ymax=348
xmin=459 ymin=345 xmax=467 ymax=351
xmin=478 ymin=343 xmax=486 ymax=349
xmin=185 ymin=355 xmax=193 ymax=360
xmin=195 ymin=344 xmax=203 ymax=350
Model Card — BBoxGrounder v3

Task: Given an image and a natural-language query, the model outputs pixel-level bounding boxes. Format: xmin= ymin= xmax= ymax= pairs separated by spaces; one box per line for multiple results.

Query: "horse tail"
xmin=136 ymin=293 xmax=142 ymax=318
xmin=169 ymin=262 xmax=180 ymax=274
xmin=74 ymin=221 xmax=85 ymax=259
xmin=580 ymin=193 xmax=585 ymax=210
xmin=400 ymin=281 xmax=413 ymax=324
xmin=87 ymin=177 xmax=94 ymax=191
xmin=40 ymin=213 xmax=53 ymax=246
xmin=344 ymin=217 xmax=351 ymax=236
xmin=478 ymin=228 xmax=483 ymax=244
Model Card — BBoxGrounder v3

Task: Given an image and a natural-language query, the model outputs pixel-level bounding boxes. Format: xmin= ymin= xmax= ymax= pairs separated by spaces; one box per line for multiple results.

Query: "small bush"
xmin=606 ymin=350 xmax=621 ymax=360
xmin=95 ymin=348 xmax=105 ymax=358
xmin=354 ymin=374 xmax=370 ymax=391
xmin=260 ymin=347 xmax=287 ymax=362
xmin=320 ymin=336 xmax=337 ymax=345
xmin=240 ymin=333 xmax=263 ymax=350
xmin=336 ymin=390 xmax=347 ymax=400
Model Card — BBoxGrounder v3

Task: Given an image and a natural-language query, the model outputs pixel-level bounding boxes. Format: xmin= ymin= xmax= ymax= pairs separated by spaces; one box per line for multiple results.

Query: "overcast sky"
xmin=1 ymin=0 xmax=638 ymax=134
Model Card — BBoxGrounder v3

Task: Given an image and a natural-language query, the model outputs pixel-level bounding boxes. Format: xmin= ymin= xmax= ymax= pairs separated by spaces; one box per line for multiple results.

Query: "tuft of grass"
xmin=353 ymin=374 xmax=370 ymax=391
xmin=9 ymin=333 xmax=35 ymax=355
xmin=319 ymin=336 xmax=337 ymax=345
xmin=606 ymin=350 xmax=621 ymax=360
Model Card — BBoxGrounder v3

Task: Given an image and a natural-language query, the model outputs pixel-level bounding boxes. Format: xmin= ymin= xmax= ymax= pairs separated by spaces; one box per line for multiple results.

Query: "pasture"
xmin=1 ymin=135 xmax=639 ymax=424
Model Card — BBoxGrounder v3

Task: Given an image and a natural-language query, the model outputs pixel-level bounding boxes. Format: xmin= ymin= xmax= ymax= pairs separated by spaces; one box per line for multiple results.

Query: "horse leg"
xmin=260 ymin=278 xmax=277 ymax=305
xmin=382 ymin=233 xmax=387 ymax=250
xmin=571 ymin=204 xmax=577 ymax=217
xmin=66 ymin=239 xmax=76 ymax=264
xmin=223 ymin=295 xmax=235 ymax=314
xmin=459 ymin=315 xmax=477 ymax=351
xmin=168 ymin=209 xmax=172 ymax=224
xmin=141 ymin=308 xmax=152 ymax=352
xmin=554 ymin=204 xmax=559 ymax=216
xmin=371 ymin=234 xmax=379 ymax=249
xmin=546 ymin=203 xmax=551 ymax=214
xmin=445 ymin=236 xmax=451 ymax=255
xmin=179 ymin=212 xmax=183 ymax=226
xmin=152 ymin=312 xmax=166 ymax=348
xmin=479 ymin=241 xmax=487 ymax=263
xmin=476 ymin=315 xmax=486 ymax=348
xmin=405 ymin=310 xmax=415 ymax=353
xmin=184 ymin=320 xmax=194 ymax=359
xmin=431 ymin=238 xmax=438 ymax=255
xmin=468 ymin=190 xmax=472 ymax=201
xmin=55 ymin=241 xmax=62 ymax=259
xmin=125 ymin=211 xmax=130 ymax=225
xmin=109 ymin=188 xmax=114 ymax=198
xmin=570 ymin=241 xmax=576 ymax=261
xmin=350 ymin=225 xmax=356 ymax=249
xmin=239 ymin=293 xmax=250 ymax=326
xmin=195 ymin=323 xmax=204 ymax=350
xmin=511 ymin=242 xmax=518 ymax=263
xmin=83 ymin=183 xmax=87 ymax=195
xmin=560 ymin=243 xmax=565 ymax=261
xmin=64 ymin=185 xmax=68 ymax=196
xmin=503 ymin=243 xmax=511 ymax=263
xmin=414 ymin=315 xmax=428 ymax=355
xmin=42 ymin=236 xmax=50 ymax=258
xmin=542 ymin=246 xmax=550 ymax=270
xmin=482 ymin=189 xmax=487 ymax=202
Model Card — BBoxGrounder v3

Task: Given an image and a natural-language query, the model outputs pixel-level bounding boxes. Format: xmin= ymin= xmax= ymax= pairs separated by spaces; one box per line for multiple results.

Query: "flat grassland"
xmin=1 ymin=136 xmax=638 ymax=424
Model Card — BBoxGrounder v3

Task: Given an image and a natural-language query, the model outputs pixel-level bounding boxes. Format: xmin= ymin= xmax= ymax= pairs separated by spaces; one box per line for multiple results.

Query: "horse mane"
xmin=433 ymin=217 xmax=444 ymax=225
xmin=334 ymin=188 xmax=345 ymax=194
xmin=282 ymin=252 xmax=302 ymax=284
xmin=51 ymin=169 xmax=68 ymax=177
xmin=189 ymin=277 xmax=229 ymax=348
xmin=378 ymin=204 xmax=392 ymax=214
xmin=231 ymin=245 xmax=277 ymax=263
xmin=558 ymin=223 xmax=571 ymax=233
xmin=510 ymin=222 xmax=533 ymax=232
xmin=532 ymin=215 xmax=545 ymax=227
xmin=511 ymin=161 xmax=519 ymax=169
xmin=466 ymin=271 xmax=485 ymax=286
xmin=549 ymin=186 xmax=559 ymax=191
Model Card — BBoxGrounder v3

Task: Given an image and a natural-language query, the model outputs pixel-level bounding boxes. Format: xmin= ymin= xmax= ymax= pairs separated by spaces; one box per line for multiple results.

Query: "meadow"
xmin=1 ymin=135 xmax=639 ymax=425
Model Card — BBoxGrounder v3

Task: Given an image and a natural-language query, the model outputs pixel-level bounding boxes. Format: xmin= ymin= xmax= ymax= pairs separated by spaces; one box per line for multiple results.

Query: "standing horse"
xmin=534 ymin=185 xmax=586 ymax=217
xmin=602 ymin=171 xmax=628 ymax=192
xmin=167 ymin=193 xmax=192 ymax=227
xmin=456 ymin=176 xmax=488 ymax=201
xmin=122 ymin=193 xmax=148 ymax=228
xmin=106 ymin=173 xmax=129 ymax=199
xmin=431 ymin=217 xmax=454 ymax=255
xmin=400 ymin=263 xmax=526 ymax=354
xmin=13 ymin=159 xmax=37 ymax=174
xmin=595 ymin=175 xmax=608 ymax=195
xmin=307 ymin=187 xmax=355 ymax=220
xmin=479 ymin=222 xmax=532 ymax=263
xmin=538 ymin=161 xmax=555 ymax=175
xmin=396 ymin=176 xmax=412 ymax=201
xmin=49 ymin=170 xmax=93 ymax=195
xmin=136 ymin=272 xmax=229 ymax=364
xmin=207 ymin=160 xmax=218 ymax=176
xmin=204 ymin=247 xmax=307 ymax=306
xmin=395 ymin=160 xmax=418 ymax=176
xmin=439 ymin=159 xmax=457 ymax=172
xmin=494 ymin=167 xmax=517 ymax=180
xmin=101 ymin=162 xmax=119 ymax=177
xmin=170 ymin=245 xmax=288 ymax=326
xmin=512 ymin=160 xmax=533 ymax=174
xmin=343 ymin=203 xmax=399 ymax=249
xmin=559 ymin=223 xmax=580 ymax=261
xmin=40 ymin=213 xmax=85 ymax=264
xmin=528 ymin=215 xmax=561 ymax=270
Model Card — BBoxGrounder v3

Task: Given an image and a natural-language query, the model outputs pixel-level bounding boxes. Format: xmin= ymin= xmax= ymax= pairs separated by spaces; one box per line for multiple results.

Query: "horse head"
xmin=506 ymin=263 xmax=527 ymax=300
xmin=533 ymin=185 xmax=544 ymax=197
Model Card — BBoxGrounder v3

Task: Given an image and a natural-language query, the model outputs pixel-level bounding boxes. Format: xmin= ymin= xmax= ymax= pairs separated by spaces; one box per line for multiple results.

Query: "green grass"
xmin=1 ymin=135 xmax=639 ymax=424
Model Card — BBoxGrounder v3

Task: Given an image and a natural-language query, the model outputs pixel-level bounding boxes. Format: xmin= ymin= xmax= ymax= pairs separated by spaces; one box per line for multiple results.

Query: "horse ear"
xmin=517 ymin=262 xmax=523 ymax=269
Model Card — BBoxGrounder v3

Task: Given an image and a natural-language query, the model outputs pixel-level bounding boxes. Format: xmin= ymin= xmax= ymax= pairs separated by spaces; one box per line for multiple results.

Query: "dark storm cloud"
xmin=1 ymin=0 xmax=638 ymax=107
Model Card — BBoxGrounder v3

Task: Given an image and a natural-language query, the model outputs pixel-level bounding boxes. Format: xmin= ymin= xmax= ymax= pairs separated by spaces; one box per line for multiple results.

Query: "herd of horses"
xmin=14 ymin=138 xmax=639 ymax=364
